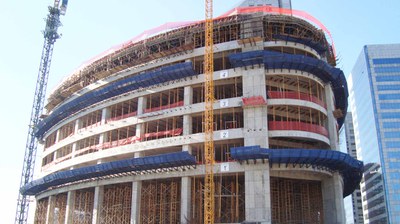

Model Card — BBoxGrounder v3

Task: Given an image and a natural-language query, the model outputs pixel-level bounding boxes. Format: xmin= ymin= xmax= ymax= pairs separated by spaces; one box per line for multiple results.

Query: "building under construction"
xmin=21 ymin=1 xmax=363 ymax=223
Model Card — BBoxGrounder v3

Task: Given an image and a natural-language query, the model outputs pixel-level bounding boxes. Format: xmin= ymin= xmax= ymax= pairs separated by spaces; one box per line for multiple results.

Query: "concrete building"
xmin=348 ymin=43 xmax=400 ymax=223
xmin=361 ymin=163 xmax=387 ymax=224
xmin=22 ymin=1 xmax=363 ymax=223
xmin=344 ymin=112 xmax=364 ymax=224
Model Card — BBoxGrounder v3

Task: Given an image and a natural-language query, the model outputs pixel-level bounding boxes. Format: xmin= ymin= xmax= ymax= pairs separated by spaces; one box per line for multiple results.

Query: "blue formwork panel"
xmin=272 ymin=34 xmax=327 ymax=54
xmin=231 ymin=145 xmax=268 ymax=161
xmin=35 ymin=62 xmax=197 ymax=139
xmin=21 ymin=151 xmax=196 ymax=196
xmin=230 ymin=146 xmax=363 ymax=197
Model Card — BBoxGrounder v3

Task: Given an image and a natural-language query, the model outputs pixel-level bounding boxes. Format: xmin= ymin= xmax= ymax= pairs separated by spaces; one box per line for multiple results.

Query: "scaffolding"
xmin=271 ymin=177 xmax=323 ymax=224
xmin=191 ymin=175 xmax=245 ymax=223
xmin=192 ymin=76 xmax=243 ymax=104
xmin=108 ymin=98 xmax=138 ymax=122
xmin=191 ymin=108 xmax=244 ymax=134
xmin=79 ymin=111 xmax=102 ymax=131
xmin=54 ymin=193 xmax=68 ymax=224
xmin=44 ymin=132 xmax=57 ymax=150
xmin=145 ymin=88 xmax=184 ymax=113
xmin=192 ymin=140 xmax=244 ymax=164
xmin=58 ymin=121 xmax=75 ymax=141
xmin=33 ymin=198 xmax=48 ymax=224
xmin=45 ymin=12 xmax=333 ymax=113
xmin=100 ymin=183 xmax=132 ymax=224
xmin=140 ymin=179 xmax=181 ymax=224
xmin=142 ymin=117 xmax=183 ymax=141
xmin=72 ymin=188 xmax=94 ymax=224
xmin=54 ymin=144 xmax=73 ymax=164
xmin=75 ymin=135 xmax=100 ymax=157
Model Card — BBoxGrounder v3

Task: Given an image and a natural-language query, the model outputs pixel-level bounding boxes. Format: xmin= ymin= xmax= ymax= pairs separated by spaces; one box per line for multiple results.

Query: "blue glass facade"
xmin=349 ymin=44 xmax=400 ymax=223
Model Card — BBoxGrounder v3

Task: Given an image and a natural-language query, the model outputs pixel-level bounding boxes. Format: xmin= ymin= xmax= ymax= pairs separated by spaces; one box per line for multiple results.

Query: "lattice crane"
xmin=14 ymin=1 xmax=68 ymax=223
xmin=204 ymin=0 xmax=215 ymax=223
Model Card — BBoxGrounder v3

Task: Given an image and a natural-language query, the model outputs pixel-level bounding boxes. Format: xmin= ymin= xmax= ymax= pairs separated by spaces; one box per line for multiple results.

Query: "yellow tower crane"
xmin=204 ymin=0 xmax=215 ymax=223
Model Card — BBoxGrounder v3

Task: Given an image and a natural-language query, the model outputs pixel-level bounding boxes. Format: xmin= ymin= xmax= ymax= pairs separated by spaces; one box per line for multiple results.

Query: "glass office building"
xmin=349 ymin=44 xmax=400 ymax=223
xmin=344 ymin=112 xmax=364 ymax=224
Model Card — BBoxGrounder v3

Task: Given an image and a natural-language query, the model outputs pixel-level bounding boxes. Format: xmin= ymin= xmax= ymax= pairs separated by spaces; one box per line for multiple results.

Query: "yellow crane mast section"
xmin=204 ymin=0 xmax=215 ymax=223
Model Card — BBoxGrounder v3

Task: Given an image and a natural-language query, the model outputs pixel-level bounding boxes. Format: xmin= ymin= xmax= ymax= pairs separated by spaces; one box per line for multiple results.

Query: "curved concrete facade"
xmin=28 ymin=6 xmax=356 ymax=224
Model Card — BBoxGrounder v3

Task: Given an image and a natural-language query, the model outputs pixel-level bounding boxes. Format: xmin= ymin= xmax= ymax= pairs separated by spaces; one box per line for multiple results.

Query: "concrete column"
xmin=101 ymin=107 xmax=110 ymax=125
xmin=74 ymin=119 xmax=80 ymax=133
xmin=131 ymin=181 xmax=142 ymax=224
xmin=180 ymin=177 xmax=192 ymax=223
xmin=241 ymin=67 xmax=269 ymax=148
xmin=92 ymin=186 xmax=104 ymax=224
xmin=130 ymin=152 xmax=142 ymax=224
xmin=180 ymin=144 xmax=192 ymax=223
xmin=137 ymin=96 xmax=147 ymax=115
xmin=183 ymin=115 xmax=192 ymax=136
xmin=53 ymin=150 xmax=58 ymax=164
xmin=45 ymin=196 xmax=56 ymax=224
xmin=135 ymin=124 xmax=143 ymax=143
xmin=183 ymin=86 xmax=193 ymax=138
xmin=55 ymin=129 xmax=60 ymax=143
xmin=244 ymin=163 xmax=271 ymax=223
xmin=322 ymin=173 xmax=345 ymax=224
xmin=64 ymin=191 xmax=76 ymax=224
xmin=325 ymin=85 xmax=339 ymax=150
xmin=71 ymin=142 xmax=77 ymax=158
xmin=184 ymin=86 xmax=193 ymax=106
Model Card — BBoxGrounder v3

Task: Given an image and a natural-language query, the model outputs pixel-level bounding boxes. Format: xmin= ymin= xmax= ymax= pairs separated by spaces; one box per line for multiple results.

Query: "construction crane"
xmin=14 ymin=0 xmax=68 ymax=223
xmin=204 ymin=0 xmax=215 ymax=223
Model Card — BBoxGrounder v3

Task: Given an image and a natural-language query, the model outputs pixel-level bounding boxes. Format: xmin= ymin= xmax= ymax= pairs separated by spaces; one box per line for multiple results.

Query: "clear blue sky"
xmin=0 ymin=0 xmax=399 ymax=223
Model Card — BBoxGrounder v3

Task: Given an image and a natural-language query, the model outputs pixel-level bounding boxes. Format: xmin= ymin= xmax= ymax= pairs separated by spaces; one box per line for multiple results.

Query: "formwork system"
xmin=99 ymin=183 xmax=132 ymax=224
xmin=54 ymin=193 xmax=67 ymax=224
xmin=191 ymin=140 xmax=244 ymax=164
xmin=33 ymin=199 xmax=48 ymax=224
xmin=73 ymin=189 xmax=94 ymax=224
xmin=45 ymin=12 xmax=333 ymax=113
xmin=140 ymin=179 xmax=181 ymax=224
xmin=191 ymin=174 xmax=245 ymax=223
xmin=270 ymin=177 xmax=323 ymax=224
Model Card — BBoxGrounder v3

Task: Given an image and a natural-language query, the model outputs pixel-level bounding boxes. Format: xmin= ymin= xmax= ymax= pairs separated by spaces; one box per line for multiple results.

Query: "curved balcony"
xmin=268 ymin=91 xmax=326 ymax=108
xmin=268 ymin=121 xmax=328 ymax=137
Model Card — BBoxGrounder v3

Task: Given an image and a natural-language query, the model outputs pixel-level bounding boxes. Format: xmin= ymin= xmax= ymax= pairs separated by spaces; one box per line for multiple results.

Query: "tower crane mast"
xmin=204 ymin=0 xmax=215 ymax=223
xmin=14 ymin=0 xmax=68 ymax=223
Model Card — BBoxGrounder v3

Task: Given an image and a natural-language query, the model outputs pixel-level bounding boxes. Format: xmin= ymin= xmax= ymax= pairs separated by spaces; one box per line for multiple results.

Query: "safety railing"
xmin=268 ymin=91 xmax=326 ymax=108
xmin=143 ymin=128 xmax=183 ymax=140
xmin=268 ymin=121 xmax=328 ymax=137
xmin=144 ymin=101 xmax=184 ymax=113
xmin=106 ymin=111 xmax=138 ymax=123
xmin=77 ymin=122 xmax=101 ymax=133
